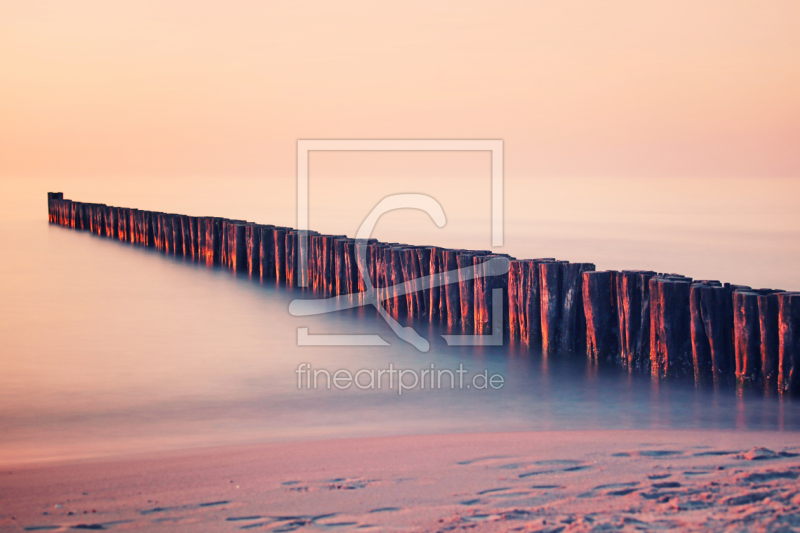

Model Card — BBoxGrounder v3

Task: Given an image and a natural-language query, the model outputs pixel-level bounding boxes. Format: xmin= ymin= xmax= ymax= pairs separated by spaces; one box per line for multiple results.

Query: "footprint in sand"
xmin=518 ymin=461 xmax=593 ymax=479
xmin=739 ymin=470 xmax=799 ymax=483
xmin=577 ymin=482 xmax=640 ymax=498
xmin=368 ymin=507 xmax=400 ymax=513
xmin=455 ymin=455 xmax=511 ymax=466
xmin=692 ymin=450 xmax=739 ymax=457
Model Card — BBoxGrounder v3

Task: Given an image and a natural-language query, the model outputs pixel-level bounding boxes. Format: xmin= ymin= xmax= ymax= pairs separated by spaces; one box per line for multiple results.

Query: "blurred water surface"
xmin=1 ymin=176 xmax=799 ymax=465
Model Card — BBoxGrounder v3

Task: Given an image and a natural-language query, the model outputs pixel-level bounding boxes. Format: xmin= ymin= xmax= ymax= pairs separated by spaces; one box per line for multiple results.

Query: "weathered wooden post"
xmin=369 ymin=242 xmax=388 ymax=305
xmin=473 ymin=255 xmax=489 ymax=335
xmin=733 ymin=289 xmax=764 ymax=387
xmin=758 ymin=292 xmax=783 ymax=394
xmin=427 ymin=247 xmax=444 ymax=323
xmin=380 ymin=247 xmax=394 ymax=316
xmin=560 ymin=262 xmax=595 ymax=354
xmin=519 ymin=259 xmax=552 ymax=349
xmin=650 ymin=277 xmax=693 ymax=380
xmin=285 ymin=231 xmax=296 ymax=286
xmin=208 ymin=217 xmax=223 ymax=265
xmin=155 ymin=214 xmax=165 ymax=251
xmin=473 ymin=255 xmax=512 ymax=336
xmin=257 ymin=226 xmax=275 ymax=280
xmin=103 ymin=206 xmax=113 ymax=238
xmin=353 ymin=240 xmax=371 ymax=305
xmin=188 ymin=216 xmax=198 ymax=258
xmin=76 ymin=202 xmax=86 ymax=230
xmin=171 ymin=215 xmax=183 ymax=256
xmin=401 ymin=248 xmax=420 ymax=316
xmin=144 ymin=211 xmax=156 ymax=248
xmin=134 ymin=210 xmax=143 ymax=244
xmin=309 ymin=234 xmax=321 ymax=291
xmin=157 ymin=214 xmax=168 ymax=252
xmin=583 ymin=270 xmax=619 ymax=364
xmin=245 ymin=224 xmax=260 ymax=275
xmin=779 ymin=292 xmax=800 ymax=396
xmin=539 ymin=261 xmax=566 ymax=356
xmin=414 ymin=247 xmax=432 ymax=318
xmin=123 ymin=208 xmax=133 ymax=241
xmin=125 ymin=208 xmax=134 ymax=242
xmin=179 ymin=216 xmax=191 ymax=257
xmin=690 ymin=282 xmax=734 ymax=388
xmin=342 ymin=240 xmax=358 ymax=300
xmin=457 ymin=251 xmax=487 ymax=331
xmin=84 ymin=204 xmax=93 ymax=233
xmin=508 ymin=260 xmax=525 ymax=341
xmin=274 ymin=228 xmax=287 ymax=282
xmin=616 ymin=270 xmax=656 ymax=372
xmin=410 ymin=247 xmax=426 ymax=317
xmin=47 ymin=193 xmax=62 ymax=222
xmin=324 ymin=236 xmax=344 ymax=296
xmin=390 ymin=247 xmax=408 ymax=317
xmin=442 ymin=249 xmax=462 ymax=328
xmin=231 ymin=223 xmax=247 ymax=272
xmin=335 ymin=238 xmax=353 ymax=296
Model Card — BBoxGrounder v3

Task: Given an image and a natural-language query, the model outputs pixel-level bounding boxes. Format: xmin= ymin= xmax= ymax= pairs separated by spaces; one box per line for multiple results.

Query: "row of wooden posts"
xmin=48 ymin=193 xmax=800 ymax=396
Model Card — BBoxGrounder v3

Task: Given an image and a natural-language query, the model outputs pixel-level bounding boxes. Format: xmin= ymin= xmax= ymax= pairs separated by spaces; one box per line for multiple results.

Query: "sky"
xmin=1 ymin=0 xmax=799 ymax=180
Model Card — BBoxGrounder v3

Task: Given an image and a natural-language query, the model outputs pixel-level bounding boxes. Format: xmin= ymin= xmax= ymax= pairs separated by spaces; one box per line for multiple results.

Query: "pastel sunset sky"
xmin=1 ymin=0 xmax=799 ymax=179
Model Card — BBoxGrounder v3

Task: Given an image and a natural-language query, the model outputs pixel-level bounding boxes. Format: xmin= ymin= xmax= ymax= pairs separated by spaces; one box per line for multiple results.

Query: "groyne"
xmin=47 ymin=192 xmax=800 ymax=395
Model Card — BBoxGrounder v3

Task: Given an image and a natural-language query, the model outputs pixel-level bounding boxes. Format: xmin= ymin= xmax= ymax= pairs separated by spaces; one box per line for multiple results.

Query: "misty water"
xmin=2 ymin=176 xmax=800 ymax=465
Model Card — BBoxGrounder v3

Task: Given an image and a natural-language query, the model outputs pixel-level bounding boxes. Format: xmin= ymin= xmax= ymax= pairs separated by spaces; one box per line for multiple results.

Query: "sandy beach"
xmin=2 ymin=430 xmax=799 ymax=532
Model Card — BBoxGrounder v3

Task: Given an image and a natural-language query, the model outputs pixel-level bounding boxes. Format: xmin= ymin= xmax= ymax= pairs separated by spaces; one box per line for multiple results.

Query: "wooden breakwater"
xmin=47 ymin=192 xmax=800 ymax=396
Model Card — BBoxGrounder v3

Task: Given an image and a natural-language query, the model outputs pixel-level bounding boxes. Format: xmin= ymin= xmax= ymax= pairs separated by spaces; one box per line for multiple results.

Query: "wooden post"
xmin=401 ymin=248 xmax=421 ymax=317
xmin=650 ymin=277 xmax=693 ymax=380
xmin=583 ymin=270 xmax=619 ymax=364
xmin=473 ymin=255 xmax=512 ymax=336
xmin=560 ymin=262 xmax=595 ymax=355
xmin=757 ymin=292 xmax=782 ymax=395
xmin=342 ymin=240 xmax=358 ymax=300
xmin=779 ymin=292 xmax=800 ymax=396
xmin=457 ymin=251 xmax=488 ymax=331
xmin=257 ymin=226 xmax=275 ymax=281
xmin=285 ymin=230 xmax=299 ymax=286
xmin=508 ymin=260 xmax=525 ymax=341
xmin=428 ymin=247 xmax=444 ymax=323
xmin=179 ymin=216 xmax=191 ymax=257
xmin=131 ymin=210 xmax=140 ymax=244
xmin=104 ymin=206 xmax=114 ymax=238
xmin=335 ymin=238 xmax=353 ymax=296
xmin=171 ymin=215 xmax=183 ymax=256
xmin=690 ymin=282 xmax=735 ymax=389
xmin=443 ymin=249 xmax=462 ymax=328
xmin=616 ymin=270 xmax=656 ymax=372
xmin=231 ymin=223 xmax=247 ymax=272
xmin=162 ymin=215 xmax=173 ymax=253
xmin=734 ymin=289 xmax=764 ymax=387
xmin=47 ymin=193 xmax=62 ymax=222
xmin=539 ymin=261 xmax=566 ymax=356
xmin=519 ymin=259 xmax=553 ymax=349
xmin=380 ymin=247 xmax=393 ymax=316
xmin=390 ymin=247 xmax=408 ymax=317
xmin=415 ymin=247 xmax=432 ymax=318
xmin=274 ymin=228 xmax=287 ymax=282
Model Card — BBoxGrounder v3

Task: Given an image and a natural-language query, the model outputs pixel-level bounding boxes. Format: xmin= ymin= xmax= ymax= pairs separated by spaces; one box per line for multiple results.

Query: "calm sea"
xmin=1 ymin=175 xmax=799 ymax=465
